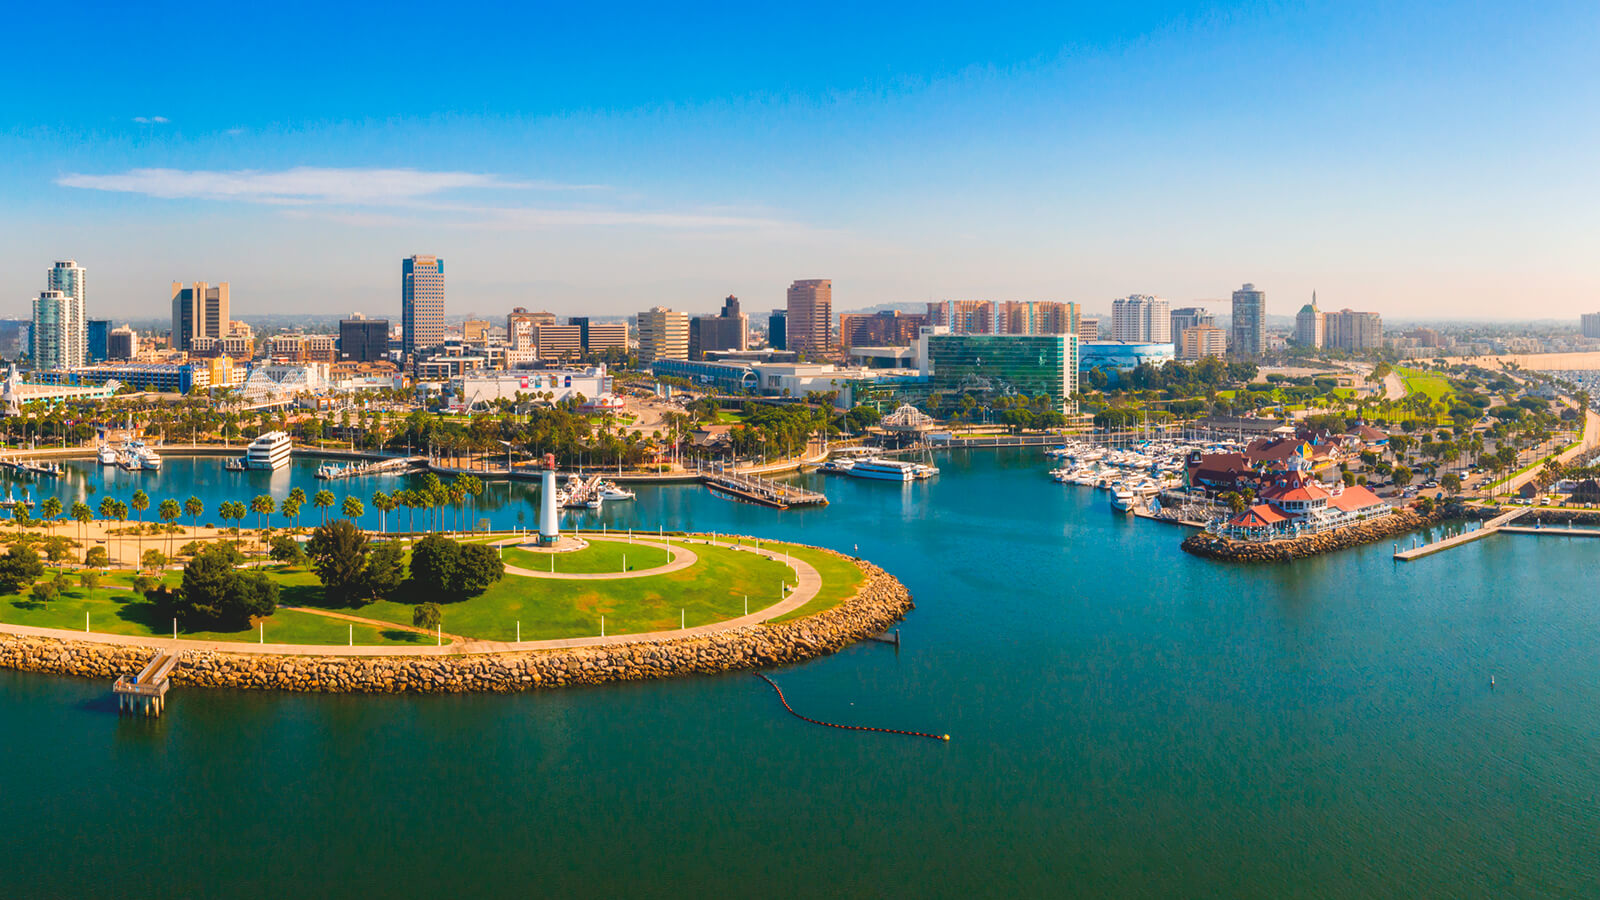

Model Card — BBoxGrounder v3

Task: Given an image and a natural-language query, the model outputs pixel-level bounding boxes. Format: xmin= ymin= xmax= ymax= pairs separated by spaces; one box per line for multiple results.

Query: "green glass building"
xmin=925 ymin=333 xmax=1078 ymax=411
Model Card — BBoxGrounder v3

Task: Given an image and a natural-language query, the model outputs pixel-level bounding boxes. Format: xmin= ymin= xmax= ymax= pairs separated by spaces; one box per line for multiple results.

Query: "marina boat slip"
xmin=124 ymin=440 xmax=162 ymax=470
xmin=97 ymin=445 xmax=118 ymax=465
xmin=245 ymin=431 xmax=293 ymax=470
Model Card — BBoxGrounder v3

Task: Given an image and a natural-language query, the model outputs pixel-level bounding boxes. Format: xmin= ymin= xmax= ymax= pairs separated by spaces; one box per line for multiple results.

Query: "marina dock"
xmin=315 ymin=455 xmax=428 ymax=480
xmin=1393 ymin=507 xmax=1530 ymax=561
xmin=702 ymin=471 xmax=827 ymax=510
xmin=113 ymin=652 xmax=178 ymax=716
xmin=1499 ymin=524 xmax=1600 ymax=538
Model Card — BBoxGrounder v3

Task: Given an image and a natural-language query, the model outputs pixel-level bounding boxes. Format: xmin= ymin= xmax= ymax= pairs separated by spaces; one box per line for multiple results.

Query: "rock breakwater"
xmin=0 ymin=557 xmax=912 ymax=693
xmin=1181 ymin=507 xmax=1447 ymax=562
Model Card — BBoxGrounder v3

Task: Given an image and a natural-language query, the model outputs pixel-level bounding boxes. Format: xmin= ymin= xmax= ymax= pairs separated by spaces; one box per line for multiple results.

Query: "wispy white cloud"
xmin=58 ymin=166 xmax=800 ymax=231
xmin=56 ymin=166 xmax=602 ymax=206
xmin=131 ymin=116 xmax=170 ymax=124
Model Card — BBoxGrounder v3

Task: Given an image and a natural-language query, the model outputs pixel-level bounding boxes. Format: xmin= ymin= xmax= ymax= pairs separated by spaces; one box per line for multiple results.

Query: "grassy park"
xmin=0 ymin=532 xmax=863 ymax=646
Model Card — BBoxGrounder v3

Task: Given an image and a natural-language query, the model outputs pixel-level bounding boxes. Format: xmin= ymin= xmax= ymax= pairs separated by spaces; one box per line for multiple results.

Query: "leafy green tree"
xmin=43 ymin=536 xmax=72 ymax=564
xmin=79 ymin=571 xmax=99 ymax=591
xmin=0 ymin=545 xmax=45 ymax=593
xmin=166 ymin=543 xmax=278 ymax=630
xmin=142 ymin=549 xmax=168 ymax=571
xmin=307 ymin=519 xmax=370 ymax=607
xmin=83 ymin=546 xmax=110 ymax=568
xmin=363 ymin=541 xmax=406 ymax=600
xmin=1441 ymin=473 xmax=1462 ymax=495
xmin=413 ymin=602 xmax=442 ymax=631
xmin=29 ymin=581 xmax=58 ymax=604
xmin=1393 ymin=465 xmax=1413 ymax=488
xmin=270 ymin=534 xmax=307 ymax=568
xmin=452 ymin=543 xmax=505 ymax=597
xmin=409 ymin=535 xmax=458 ymax=596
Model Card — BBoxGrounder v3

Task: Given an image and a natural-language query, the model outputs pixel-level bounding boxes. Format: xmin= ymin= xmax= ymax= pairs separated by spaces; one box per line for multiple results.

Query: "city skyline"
xmin=3 ymin=2 xmax=1598 ymax=321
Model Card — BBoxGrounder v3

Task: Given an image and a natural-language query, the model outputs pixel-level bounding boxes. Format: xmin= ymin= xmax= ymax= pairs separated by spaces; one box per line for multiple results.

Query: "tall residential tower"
xmin=170 ymin=281 xmax=230 ymax=351
xmin=1230 ymin=283 xmax=1266 ymax=358
xmin=785 ymin=279 xmax=833 ymax=355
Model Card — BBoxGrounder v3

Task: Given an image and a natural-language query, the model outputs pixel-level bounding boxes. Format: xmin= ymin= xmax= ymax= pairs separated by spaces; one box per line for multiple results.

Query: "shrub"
xmin=0 ymin=546 xmax=45 ymax=594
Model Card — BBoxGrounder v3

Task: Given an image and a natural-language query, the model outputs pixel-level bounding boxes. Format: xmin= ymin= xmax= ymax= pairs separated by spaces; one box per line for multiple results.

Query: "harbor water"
xmin=3 ymin=449 xmax=1599 ymax=897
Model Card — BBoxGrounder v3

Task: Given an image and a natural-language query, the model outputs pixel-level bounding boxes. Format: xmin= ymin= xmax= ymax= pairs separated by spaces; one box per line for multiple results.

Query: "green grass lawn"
xmin=0 ymin=569 xmax=420 ymax=645
xmin=1396 ymin=366 xmax=1453 ymax=401
xmin=765 ymin=544 xmax=866 ymax=623
xmin=502 ymin=540 xmax=676 ymax=574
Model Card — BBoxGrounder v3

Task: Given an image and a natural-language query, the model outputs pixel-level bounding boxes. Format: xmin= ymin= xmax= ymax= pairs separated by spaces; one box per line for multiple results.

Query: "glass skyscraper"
xmin=925 ymin=333 xmax=1078 ymax=411
xmin=401 ymin=255 xmax=445 ymax=359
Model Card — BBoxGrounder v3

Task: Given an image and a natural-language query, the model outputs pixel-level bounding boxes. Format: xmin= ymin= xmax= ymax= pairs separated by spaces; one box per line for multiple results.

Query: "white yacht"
xmin=245 ymin=431 xmax=293 ymax=470
xmin=846 ymin=457 xmax=918 ymax=482
xmin=121 ymin=440 xmax=161 ymax=471
xmin=1110 ymin=488 xmax=1137 ymax=513
xmin=137 ymin=446 xmax=163 ymax=470
xmin=597 ymin=482 xmax=635 ymax=501
xmin=97 ymin=444 xmax=118 ymax=465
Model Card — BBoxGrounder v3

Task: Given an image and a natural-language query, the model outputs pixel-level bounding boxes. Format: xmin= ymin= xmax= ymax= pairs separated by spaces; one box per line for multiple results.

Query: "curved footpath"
xmin=495 ymin=536 xmax=697 ymax=580
xmin=0 ymin=542 xmax=915 ymax=693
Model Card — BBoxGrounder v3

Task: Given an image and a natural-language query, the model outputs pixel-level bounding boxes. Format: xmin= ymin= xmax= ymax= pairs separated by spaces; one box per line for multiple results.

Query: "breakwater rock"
xmin=0 ymin=558 xmax=912 ymax=694
xmin=1180 ymin=507 xmax=1447 ymax=562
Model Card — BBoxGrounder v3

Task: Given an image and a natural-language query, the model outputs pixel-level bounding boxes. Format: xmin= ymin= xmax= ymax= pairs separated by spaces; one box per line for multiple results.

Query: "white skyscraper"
xmin=33 ymin=289 xmax=86 ymax=370
xmin=47 ymin=259 xmax=86 ymax=305
xmin=1110 ymin=295 xmax=1171 ymax=343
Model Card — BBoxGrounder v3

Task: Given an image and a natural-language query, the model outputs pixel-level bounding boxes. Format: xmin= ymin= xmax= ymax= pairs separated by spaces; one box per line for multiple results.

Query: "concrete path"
xmin=279 ymin=605 xmax=466 ymax=643
xmin=0 ymin=540 xmax=826 ymax=657
xmin=492 ymin=535 xmax=697 ymax=580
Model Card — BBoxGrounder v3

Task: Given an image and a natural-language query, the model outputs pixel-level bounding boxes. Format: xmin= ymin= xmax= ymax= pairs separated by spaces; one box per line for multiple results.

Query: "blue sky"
xmin=4 ymin=0 xmax=1597 ymax=321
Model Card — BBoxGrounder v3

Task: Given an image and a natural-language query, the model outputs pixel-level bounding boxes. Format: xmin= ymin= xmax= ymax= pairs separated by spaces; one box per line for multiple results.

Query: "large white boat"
xmin=1110 ymin=488 xmax=1137 ymax=513
xmin=97 ymin=445 xmax=118 ymax=466
xmin=245 ymin=431 xmax=293 ymax=470
xmin=597 ymin=482 xmax=635 ymax=501
xmin=846 ymin=457 xmax=918 ymax=482
xmin=122 ymin=440 xmax=162 ymax=471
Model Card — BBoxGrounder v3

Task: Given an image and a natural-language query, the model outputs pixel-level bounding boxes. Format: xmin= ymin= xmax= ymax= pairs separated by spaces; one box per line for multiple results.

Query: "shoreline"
xmin=1179 ymin=506 xmax=1449 ymax=562
xmin=0 ymin=551 xmax=914 ymax=693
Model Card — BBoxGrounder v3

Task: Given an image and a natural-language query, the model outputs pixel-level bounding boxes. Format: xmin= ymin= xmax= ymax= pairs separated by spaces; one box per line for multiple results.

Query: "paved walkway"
xmin=492 ymin=535 xmax=697 ymax=580
xmin=0 ymin=540 xmax=825 ymax=657
xmin=278 ymin=606 xmax=466 ymax=643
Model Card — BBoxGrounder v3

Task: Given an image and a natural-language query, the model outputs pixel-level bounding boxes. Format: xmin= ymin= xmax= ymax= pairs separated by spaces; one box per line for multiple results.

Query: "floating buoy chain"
xmin=756 ymin=673 xmax=949 ymax=742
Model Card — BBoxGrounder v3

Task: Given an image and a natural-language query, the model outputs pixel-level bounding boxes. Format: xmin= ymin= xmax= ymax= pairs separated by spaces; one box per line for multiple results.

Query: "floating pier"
xmin=113 ymin=652 xmax=178 ymax=716
xmin=1393 ymin=507 xmax=1531 ymax=561
xmin=315 ymin=456 xmax=428 ymax=480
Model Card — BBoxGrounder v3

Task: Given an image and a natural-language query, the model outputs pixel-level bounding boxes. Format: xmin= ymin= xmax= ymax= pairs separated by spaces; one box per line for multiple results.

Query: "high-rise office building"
xmin=32 ymin=290 xmax=86 ymax=370
xmin=786 ymin=279 xmax=833 ymax=355
xmin=690 ymin=295 xmax=749 ymax=358
xmin=462 ymin=319 xmax=492 ymax=343
xmin=926 ymin=300 xmax=1000 ymax=335
xmin=1324 ymin=309 xmax=1383 ymax=352
xmin=569 ymin=318 xmax=629 ymax=353
xmin=533 ymin=325 xmax=584 ymax=360
xmin=637 ymin=307 xmax=690 ymax=364
xmin=1230 ymin=283 xmax=1266 ymax=358
xmin=924 ymin=333 xmax=1080 ymax=412
xmin=1582 ymin=313 xmax=1600 ymax=339
xmin=86 ymin=319 xmax=111 ymax=362
xmin=507 ymin=308 xmax=556 ymax=351
xmin=339 ymin=314 xmax=391 ymax=363
xmin=107 ymin=325 xmax=138 ymax=361
xmin=767 ymin=311 xmax=787 ymax=350
xmin=1294 ymin=295 xmax=1323 ymax=348
xmin=1169 ymin=307 xmax=1213 ymax=338
xmin=401 ymin=255 xmax=445 ymax=358
xmin=1111 ymin=295 xmax=1171 ymax=343
xmin=171 ymin=281 xmax=230 ymax=352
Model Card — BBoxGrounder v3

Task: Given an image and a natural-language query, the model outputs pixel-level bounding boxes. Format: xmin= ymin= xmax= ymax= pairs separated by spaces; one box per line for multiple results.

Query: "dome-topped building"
xmin=1294 ymin=293 xmax=1323 ymax=348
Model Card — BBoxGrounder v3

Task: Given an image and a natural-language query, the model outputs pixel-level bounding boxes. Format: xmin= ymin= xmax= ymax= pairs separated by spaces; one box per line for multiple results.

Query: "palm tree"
xmin=158 ymin=499 xmax=181 ymax=557
xmin=111 ymin=500 xmax=130 ymax=566
xmin=288 ymin=487 xmax=307 ymax=531
xmin=313 ymin=489 xmax=335 ymax=524
xmin=342 ymin=495 xmax=365 ymax=525
xmin=71 ymin=501 xmax=91 ymax=549
xmin=281 ymin=496 xmax=301 ymax=532
xmin=184 ymin=495 xmax=203 ymax=533
xmin=371 ymin=489 xmax=394 ymax=533
xmin=98 ymin=496 xmax=118 ymax=565
xmin=130 ymin=489 xmax=149 ymax=563
xmin=250 ymin=494 xmax=275 ymax=556
xmin=39 ymin=496 xmax=61 ymax=534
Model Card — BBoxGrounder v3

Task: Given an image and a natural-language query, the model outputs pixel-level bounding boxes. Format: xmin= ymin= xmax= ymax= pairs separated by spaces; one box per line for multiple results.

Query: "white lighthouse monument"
xmin=538 ymin=452 xmax=560 ymax=546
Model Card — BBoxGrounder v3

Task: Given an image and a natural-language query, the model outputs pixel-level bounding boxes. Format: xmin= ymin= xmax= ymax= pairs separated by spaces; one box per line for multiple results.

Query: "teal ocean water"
xmin=2 ymin=450 xmax=1598 ymax=897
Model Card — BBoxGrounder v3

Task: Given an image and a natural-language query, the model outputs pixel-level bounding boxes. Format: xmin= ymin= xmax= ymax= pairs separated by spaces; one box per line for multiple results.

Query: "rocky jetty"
xmin=1181 ymin=506 xmax=1447 ymax=562
xmin=0 ymin=557 xmax=913 ymax=694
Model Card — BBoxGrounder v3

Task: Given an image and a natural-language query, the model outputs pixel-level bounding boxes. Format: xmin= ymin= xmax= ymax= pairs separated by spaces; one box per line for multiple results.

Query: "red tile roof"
xmin=1261 ymin=482 xmax=1331 ymax=503
xmin=1228 ymin=504 xmax=1286 ymax=527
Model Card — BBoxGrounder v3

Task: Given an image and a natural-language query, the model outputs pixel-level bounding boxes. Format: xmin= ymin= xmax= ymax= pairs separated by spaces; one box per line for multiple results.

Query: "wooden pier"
xmin=702 ymin=471 xmax=827 ymax=510
xmin=1393 ymin=507 xmax=1531 ymax=561
xmin=1499 ymin=524 xmax=1600 ymax=538
xmin=113 ymin=652 xmax=177 ymax=716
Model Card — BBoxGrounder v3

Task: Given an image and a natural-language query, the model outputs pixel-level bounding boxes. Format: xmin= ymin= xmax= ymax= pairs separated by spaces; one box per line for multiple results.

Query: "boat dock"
xmin=1393 ymin=507 xmax=1531 ymax=561
xmin=315 ymin=456 xmax=428 ymax=480
xmin=113 ymin=652 xmax=178 ymax=716
xmin=703 ymin=472 xmax=827 ymax=510
xmin=1499 ymin=524 xmax=1600 ymax=538
xmin=563 ymin=474 xmax=605 ymax=508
